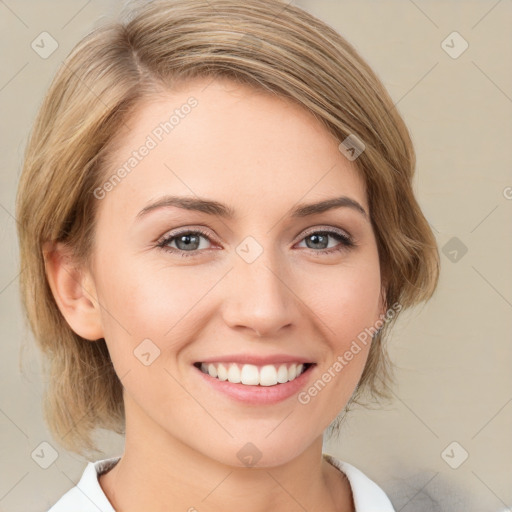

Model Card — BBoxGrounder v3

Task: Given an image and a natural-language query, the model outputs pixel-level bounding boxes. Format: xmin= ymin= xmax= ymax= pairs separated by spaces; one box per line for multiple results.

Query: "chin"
xmin=193 ymin=426 xmax=320 ymax=469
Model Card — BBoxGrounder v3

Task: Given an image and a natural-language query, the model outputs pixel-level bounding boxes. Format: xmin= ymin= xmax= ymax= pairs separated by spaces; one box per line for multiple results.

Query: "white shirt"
xmin=47 ymin=453 xmax=395 ymax=511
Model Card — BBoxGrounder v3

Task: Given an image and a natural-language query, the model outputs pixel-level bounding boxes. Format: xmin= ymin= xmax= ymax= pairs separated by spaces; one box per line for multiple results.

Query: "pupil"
xmin=178 ymin=234 xmax=199 ymax=250
xmin=308 ymin=233 xmax=327 ymax=249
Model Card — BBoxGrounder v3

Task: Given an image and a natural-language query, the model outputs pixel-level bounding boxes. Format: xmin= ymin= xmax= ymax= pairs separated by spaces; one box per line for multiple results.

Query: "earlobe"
xmin=43 ymin=241 xmax=104 ymax=341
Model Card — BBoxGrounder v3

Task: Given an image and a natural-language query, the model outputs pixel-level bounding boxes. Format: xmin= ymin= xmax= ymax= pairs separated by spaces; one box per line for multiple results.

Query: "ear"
xmin=43 ymin=241 xmax=104 ymax=341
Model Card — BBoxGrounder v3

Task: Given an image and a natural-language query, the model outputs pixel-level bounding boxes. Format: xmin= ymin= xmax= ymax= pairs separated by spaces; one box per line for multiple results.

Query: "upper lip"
xmin=195 ymin=354 xmax=315 ymax=366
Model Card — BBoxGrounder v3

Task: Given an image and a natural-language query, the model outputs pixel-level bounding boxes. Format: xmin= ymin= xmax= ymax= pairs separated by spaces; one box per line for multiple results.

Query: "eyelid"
xmin=297 ymin=225 xmax=353 ymax=244
xmin=156 ymin=226 xmax=216 ymax=247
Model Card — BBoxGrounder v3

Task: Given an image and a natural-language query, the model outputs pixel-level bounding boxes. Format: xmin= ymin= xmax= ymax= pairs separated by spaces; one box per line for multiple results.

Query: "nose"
xmin=221 ymin=249 xmax=299 ymax=339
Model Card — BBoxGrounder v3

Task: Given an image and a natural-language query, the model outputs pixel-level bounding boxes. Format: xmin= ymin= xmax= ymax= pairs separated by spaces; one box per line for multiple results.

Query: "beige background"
xmin=1 ymin=1 xmax=511 ymax=511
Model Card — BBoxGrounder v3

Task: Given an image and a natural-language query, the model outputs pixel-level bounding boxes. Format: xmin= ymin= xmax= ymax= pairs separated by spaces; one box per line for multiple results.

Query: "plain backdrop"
xmin=1 ymin=1 xmax=511 ymax=511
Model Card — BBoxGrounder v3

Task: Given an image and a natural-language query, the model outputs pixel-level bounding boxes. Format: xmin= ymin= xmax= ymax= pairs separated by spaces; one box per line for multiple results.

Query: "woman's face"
xmin=87 ymin=77 xmax=385 ymax=467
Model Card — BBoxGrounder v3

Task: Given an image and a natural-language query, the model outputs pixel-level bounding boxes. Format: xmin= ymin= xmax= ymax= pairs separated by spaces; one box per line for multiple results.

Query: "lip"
xmin=193 ymin=361 xmax=316 ymax=405
xmin=196 ymin=354 xmax=314 ymax=366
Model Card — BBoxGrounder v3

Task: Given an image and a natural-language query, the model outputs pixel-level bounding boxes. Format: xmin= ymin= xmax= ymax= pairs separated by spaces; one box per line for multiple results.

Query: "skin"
xmin=46 ymin=76 xmax=387 ymax=512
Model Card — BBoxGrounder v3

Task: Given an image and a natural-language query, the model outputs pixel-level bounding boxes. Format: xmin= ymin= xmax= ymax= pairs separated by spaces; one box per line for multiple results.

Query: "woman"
xmin=16 ymin=0 xmax=440 ymax=510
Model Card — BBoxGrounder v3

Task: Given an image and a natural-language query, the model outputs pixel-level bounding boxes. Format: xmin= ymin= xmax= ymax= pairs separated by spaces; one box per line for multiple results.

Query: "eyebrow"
xmin=136 ymin=195 xmax=369 ymax=221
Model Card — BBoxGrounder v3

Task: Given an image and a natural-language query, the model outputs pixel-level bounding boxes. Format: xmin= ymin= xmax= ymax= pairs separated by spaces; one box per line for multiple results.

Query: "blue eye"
xmin=157 ymin=228 xmax=213 ymax=257
xmin=156 ymin=227 xmax=355 ymax=258
xmin=297 ymin=230 xmax=354 ymax=255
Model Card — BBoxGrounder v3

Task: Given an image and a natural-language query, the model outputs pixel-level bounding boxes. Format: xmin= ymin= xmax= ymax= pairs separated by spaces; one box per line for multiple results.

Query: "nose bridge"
xmin=222 ymin=235 xmax=296 ymax=335
xmin=236 ymin=234 xmax=289 ymax=303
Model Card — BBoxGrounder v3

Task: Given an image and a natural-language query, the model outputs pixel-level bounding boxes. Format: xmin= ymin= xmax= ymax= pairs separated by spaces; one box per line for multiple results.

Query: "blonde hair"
xmin=16 ymin=0 xmax=440 ymax=457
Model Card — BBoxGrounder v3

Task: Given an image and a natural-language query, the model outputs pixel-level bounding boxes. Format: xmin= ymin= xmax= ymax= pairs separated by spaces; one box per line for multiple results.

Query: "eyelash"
xmin=156 ymin=227 xmax=355 ymax=258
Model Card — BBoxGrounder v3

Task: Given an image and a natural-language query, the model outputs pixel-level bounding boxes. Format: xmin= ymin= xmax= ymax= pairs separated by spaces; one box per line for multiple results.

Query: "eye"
xmin=156 ymin=228 xmax=214 ymax=257
xmin=156 ymin=227 xmax=355 ymax=258
xmin=295 ymin=228 xmax=355 ymax=256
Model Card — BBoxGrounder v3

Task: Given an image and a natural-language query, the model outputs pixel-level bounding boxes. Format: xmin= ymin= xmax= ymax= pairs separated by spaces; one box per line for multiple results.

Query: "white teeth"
xmin=207 ymin=363 xmax=218 ymax=378
xmin=259 ymin=365 xmax=277 ymax=386
xmin=198 ymin=362 xmax=309 ymax=386
xmin=217 ymin=363 xmax=228 ymax=381
xmin=240 ymin=364 xmax=259 ymax=385
xmin=227 ymin=363 xmax=241 ymax=383
xmin=276 ymin=364 xmax=288 ymax=383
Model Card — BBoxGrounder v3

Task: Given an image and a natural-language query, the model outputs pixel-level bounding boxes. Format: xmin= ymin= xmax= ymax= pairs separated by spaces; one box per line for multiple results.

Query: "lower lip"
xmin=194 ymin=365 xmax=315 ymax=405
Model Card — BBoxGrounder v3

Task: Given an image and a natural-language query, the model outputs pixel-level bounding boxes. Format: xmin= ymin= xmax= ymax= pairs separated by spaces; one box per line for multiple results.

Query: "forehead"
xmin=97 ymin=77 xmax=368 ymax=222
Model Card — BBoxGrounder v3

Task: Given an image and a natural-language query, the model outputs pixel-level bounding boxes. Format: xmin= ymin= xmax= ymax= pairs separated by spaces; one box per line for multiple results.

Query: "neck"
xmin=99 ymin=398 xmax=354 ymax=512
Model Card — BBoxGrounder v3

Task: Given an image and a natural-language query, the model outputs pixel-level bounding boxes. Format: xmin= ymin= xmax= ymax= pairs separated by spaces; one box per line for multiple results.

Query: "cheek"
xmin=92 ymin=262 xmax=197 ymax=407
xmin=93 ymin=254 xmax=216 ymax=364
xmin=302 ymin=258 xmax=381 ymax=396
xmin=307 ymin=257 xmax=382 ymax=342
xmin=95 ymin=243 xmax=181 ymax=324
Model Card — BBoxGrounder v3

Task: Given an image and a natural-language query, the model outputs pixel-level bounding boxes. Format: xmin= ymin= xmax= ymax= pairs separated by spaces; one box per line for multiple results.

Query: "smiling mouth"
xmin=193 ymin=362 xmax=314 ymax=386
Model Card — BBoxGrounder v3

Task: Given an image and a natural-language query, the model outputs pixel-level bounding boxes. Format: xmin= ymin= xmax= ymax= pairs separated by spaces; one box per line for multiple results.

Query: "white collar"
xmin=323 ymin=453 xmax=395 ymax=511
xmin=49 ymin=454 xmax=395 ymax=511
